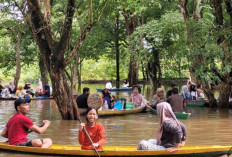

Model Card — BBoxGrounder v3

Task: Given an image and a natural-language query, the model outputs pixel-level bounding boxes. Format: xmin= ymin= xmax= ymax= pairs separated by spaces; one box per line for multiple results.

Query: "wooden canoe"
xmin=0 ymin=97 xmax=54 ymax=101
xmin=0 ymin=142 xmax=231 ymax=156
xmin=98 ymin=106 xmax=146 ymax=116
xmin=185 ymin=100 xmax=207 ymax=107
xmin=150 ymin=108 xmax=190 ymax=119
xmin=96 ymin=88 xmax=133 ymax=92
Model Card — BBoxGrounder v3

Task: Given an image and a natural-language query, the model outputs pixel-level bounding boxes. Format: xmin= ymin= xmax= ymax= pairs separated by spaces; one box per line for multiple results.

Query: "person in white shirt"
xmin=106 ymin=81 xmax=113 ymax=89
xmin=122 ymin=79 xmax=129 ymax=88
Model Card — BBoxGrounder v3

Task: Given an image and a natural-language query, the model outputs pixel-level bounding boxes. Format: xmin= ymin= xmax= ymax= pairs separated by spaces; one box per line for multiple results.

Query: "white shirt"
xmin=106 ymin=82 xmax=112 ymax=89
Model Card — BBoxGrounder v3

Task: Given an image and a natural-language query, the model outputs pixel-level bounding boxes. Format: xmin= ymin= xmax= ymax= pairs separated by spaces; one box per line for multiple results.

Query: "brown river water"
xmin=0 ymin=84 xmax=232 ymax=156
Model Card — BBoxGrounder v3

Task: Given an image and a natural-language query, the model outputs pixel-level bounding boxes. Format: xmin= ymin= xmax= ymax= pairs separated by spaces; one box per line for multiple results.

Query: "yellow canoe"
xmin=98 ymin=106 xmax=146 ymax=116
xmin=0 ymin=142 xmax=231 ymax=156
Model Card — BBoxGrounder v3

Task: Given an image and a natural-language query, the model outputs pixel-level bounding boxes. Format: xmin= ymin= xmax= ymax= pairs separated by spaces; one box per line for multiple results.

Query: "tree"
xmin=23 ymin=0 xmax=108 ymax=120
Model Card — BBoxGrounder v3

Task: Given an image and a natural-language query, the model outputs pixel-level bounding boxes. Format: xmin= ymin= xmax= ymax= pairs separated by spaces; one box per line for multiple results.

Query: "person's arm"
xmin=78 ymin=123 xmax=86 ymax=145
xmin=128 ymin=94 xmax=132 ymax=102
xmin=163 ymin=120 xmax=183 ymax=152
xmin=95 ymin=124 xmax=106 ymax=147
xmin=1 ymin=126 xmax=8 ymax=138
xmin=29 ymin=120 xmax=50 ymax=134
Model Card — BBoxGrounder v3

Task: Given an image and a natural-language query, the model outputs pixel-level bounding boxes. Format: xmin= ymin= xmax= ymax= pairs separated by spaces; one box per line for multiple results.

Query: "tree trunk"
xmin=115 ymin=13 xmax=120 ymax=88
xmin=123 ymin=11 xmax=138 ymax=86
xmin=218 ymin=81 xmax=231 ymax=107
xmin=14 ymin=35 xmax=21 ymax=88
xmin=146 ymin=47 xmax=161 ymax=92
xmin=39 ymin=55 xmax=49 ymax=88
xmin=50 ymin=67 xmax=78 ymax=119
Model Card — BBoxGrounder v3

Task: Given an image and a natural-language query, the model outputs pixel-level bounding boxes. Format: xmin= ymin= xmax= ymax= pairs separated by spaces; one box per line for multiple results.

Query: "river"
xmin=0 ymin=84 xmax=231 ymax=156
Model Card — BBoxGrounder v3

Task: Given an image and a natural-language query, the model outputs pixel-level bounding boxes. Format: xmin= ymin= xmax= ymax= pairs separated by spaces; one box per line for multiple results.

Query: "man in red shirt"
xmin=1 ymin=98 xmax=52 ymax=148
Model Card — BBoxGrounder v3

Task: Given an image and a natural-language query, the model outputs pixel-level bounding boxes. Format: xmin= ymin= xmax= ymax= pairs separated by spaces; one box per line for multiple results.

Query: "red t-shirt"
xmin=78 ymin=122 xmax=106 ymax=150
xmin=6 ymin=113 xmax=34 ymax=145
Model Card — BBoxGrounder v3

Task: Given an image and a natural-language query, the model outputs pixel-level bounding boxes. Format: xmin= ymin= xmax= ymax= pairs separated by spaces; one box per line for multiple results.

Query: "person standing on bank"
xmin=167 ymin=88 xmax=186 ymax=113
xmin=137 ymin=102 xmax=186 ymax=152
xmin=1 ymin=98 xmax=52 ymax=148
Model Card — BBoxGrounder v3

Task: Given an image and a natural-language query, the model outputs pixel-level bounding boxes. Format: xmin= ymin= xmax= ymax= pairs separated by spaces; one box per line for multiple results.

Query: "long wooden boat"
xmin=150 ymin=108 xmax=190 ymax=119
xmin=0 ymin=142 xmax=231 ymax=156
xmin=0 ymin=97 xmax=54 ymax=101
xmin=98 ymin=106 xmax=146 ymax=116
xmin=185 ymin=100 xmax=207 ymax=107
xmin=96 ymin=88 xmax=133 ymax=92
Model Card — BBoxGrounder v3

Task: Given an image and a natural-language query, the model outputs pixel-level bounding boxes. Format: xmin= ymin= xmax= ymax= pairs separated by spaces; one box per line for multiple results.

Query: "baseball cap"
xmin=14 ymin=98 xmax=31 ymax=110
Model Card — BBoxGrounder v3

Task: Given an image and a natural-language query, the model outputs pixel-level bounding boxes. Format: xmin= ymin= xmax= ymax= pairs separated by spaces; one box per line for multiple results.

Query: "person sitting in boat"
xmin=150 ymin=88 xmax=166 ymax=109
xmin=35 ymin=81 xmax=43 ymax=97
xmin=128 ymin=85 xmax=148 ymax=109
xmin=78 ymin=107 xmax=106 ymax=150
xmin=76 ymin=87 xmax=90 ymax=109
xmin=8 ymin=81 xmax=16 ymax=95
xmin=137 ymin=102 xmax=186 ymax=152
xmin=39 ymin=84 xmax=51 ymax=98
xmin=105 ymin=80 xmax=113 ymax=89
xmin=122 ymin=79 xmax=129 ymax=88
xmin=24 ymin=82 xmax=35 ymax=97
xmin=166 ymin=84 xmax=176 ymax=98
xmin=196 ymin=84 xmax=205 ymax=99
xmin=181 ymin=82 xmax=192 ymax=100
xmin=1 ymin=98 xmax=52 ymax=148
xmin=189 ymin=84 xmax=198 ymax=100
xmin=167 ymin=88 xmax=185 ymax=113
xmin=101 ymin=88 xmax=114 ymax=110
xmin=15 ymin=85 xmax=25 ymax=98
xmin=1 ymin=84 xmax=12 ymax=98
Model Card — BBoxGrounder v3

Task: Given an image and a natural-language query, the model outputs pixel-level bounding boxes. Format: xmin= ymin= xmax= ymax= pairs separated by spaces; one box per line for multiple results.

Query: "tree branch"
xmin=64 ymin=0 xmax=108 ymax=66
xmin=57 ymin=0 xmax=75 ymax=57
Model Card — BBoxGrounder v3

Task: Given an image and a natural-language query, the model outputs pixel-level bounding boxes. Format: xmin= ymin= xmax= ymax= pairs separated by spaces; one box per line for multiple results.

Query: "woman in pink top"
xmin=128 ymin=85 xmax=148 ymax=109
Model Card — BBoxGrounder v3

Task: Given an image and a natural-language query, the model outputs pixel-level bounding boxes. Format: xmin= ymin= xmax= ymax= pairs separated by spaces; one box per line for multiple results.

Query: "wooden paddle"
xmin=77 ymin=93 xmax=103 ymax=157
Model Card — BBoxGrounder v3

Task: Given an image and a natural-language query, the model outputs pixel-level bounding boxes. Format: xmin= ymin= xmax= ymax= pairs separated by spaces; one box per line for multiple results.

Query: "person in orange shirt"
xmin=78 ymin=107 xmax=106 ymax=150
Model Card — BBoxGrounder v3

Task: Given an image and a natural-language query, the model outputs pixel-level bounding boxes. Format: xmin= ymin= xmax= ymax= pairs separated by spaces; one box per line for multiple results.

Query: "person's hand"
xmin=180 ymin=141 xmax=185 ymax=146
xmin=79 ymin=123 xmax=85 ymax=131
xmin=43 ymin=120 xmax=51 ymax=127
xmin=166 ymin=146 xmax=179 ymax=152
xmin=92 ymin=143 xmax=99 ymax=148
xmin=146 ymin=104 xmax=152 ymax=109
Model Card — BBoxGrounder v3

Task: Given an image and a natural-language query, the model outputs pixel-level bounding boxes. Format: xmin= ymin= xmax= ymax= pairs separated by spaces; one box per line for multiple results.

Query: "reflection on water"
xmin=0 ymin=84 xmax=231 ymax=156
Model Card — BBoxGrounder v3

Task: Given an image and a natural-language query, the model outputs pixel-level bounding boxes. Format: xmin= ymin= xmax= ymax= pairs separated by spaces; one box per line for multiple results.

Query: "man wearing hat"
xmin=1 ymin=98 xmax=52 ymax=148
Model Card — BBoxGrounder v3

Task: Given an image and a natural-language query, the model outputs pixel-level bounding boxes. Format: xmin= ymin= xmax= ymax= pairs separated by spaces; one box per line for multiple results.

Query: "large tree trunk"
xmin=218 ymin=80 xmax=231 ymax=107
xmin=39 ymin=55 xmax=49 ymax=88
xmin=14 ymin=35 xmax=21 ymax=89
xmin=50 ymin=67 xmax=78 ymax=119
xmin=146 ymin=47 xmax=161 ymax=91
xmin=123 ymin=11 xmax=138 ymax=86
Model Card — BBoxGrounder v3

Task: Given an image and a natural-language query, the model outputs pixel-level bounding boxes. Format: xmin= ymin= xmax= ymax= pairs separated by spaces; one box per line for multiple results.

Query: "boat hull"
xmin=150 ymin=109 xmax=189 ymax=119
xmin=185 ymin=100 xmax=207 ymax=107
xmin=96 ymin=88 xmax=133 ymax=92
xmin=0 ymin=142 xmax=231 ymax=156
xmin=98 ymin=107 xmax=146 ymax=116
